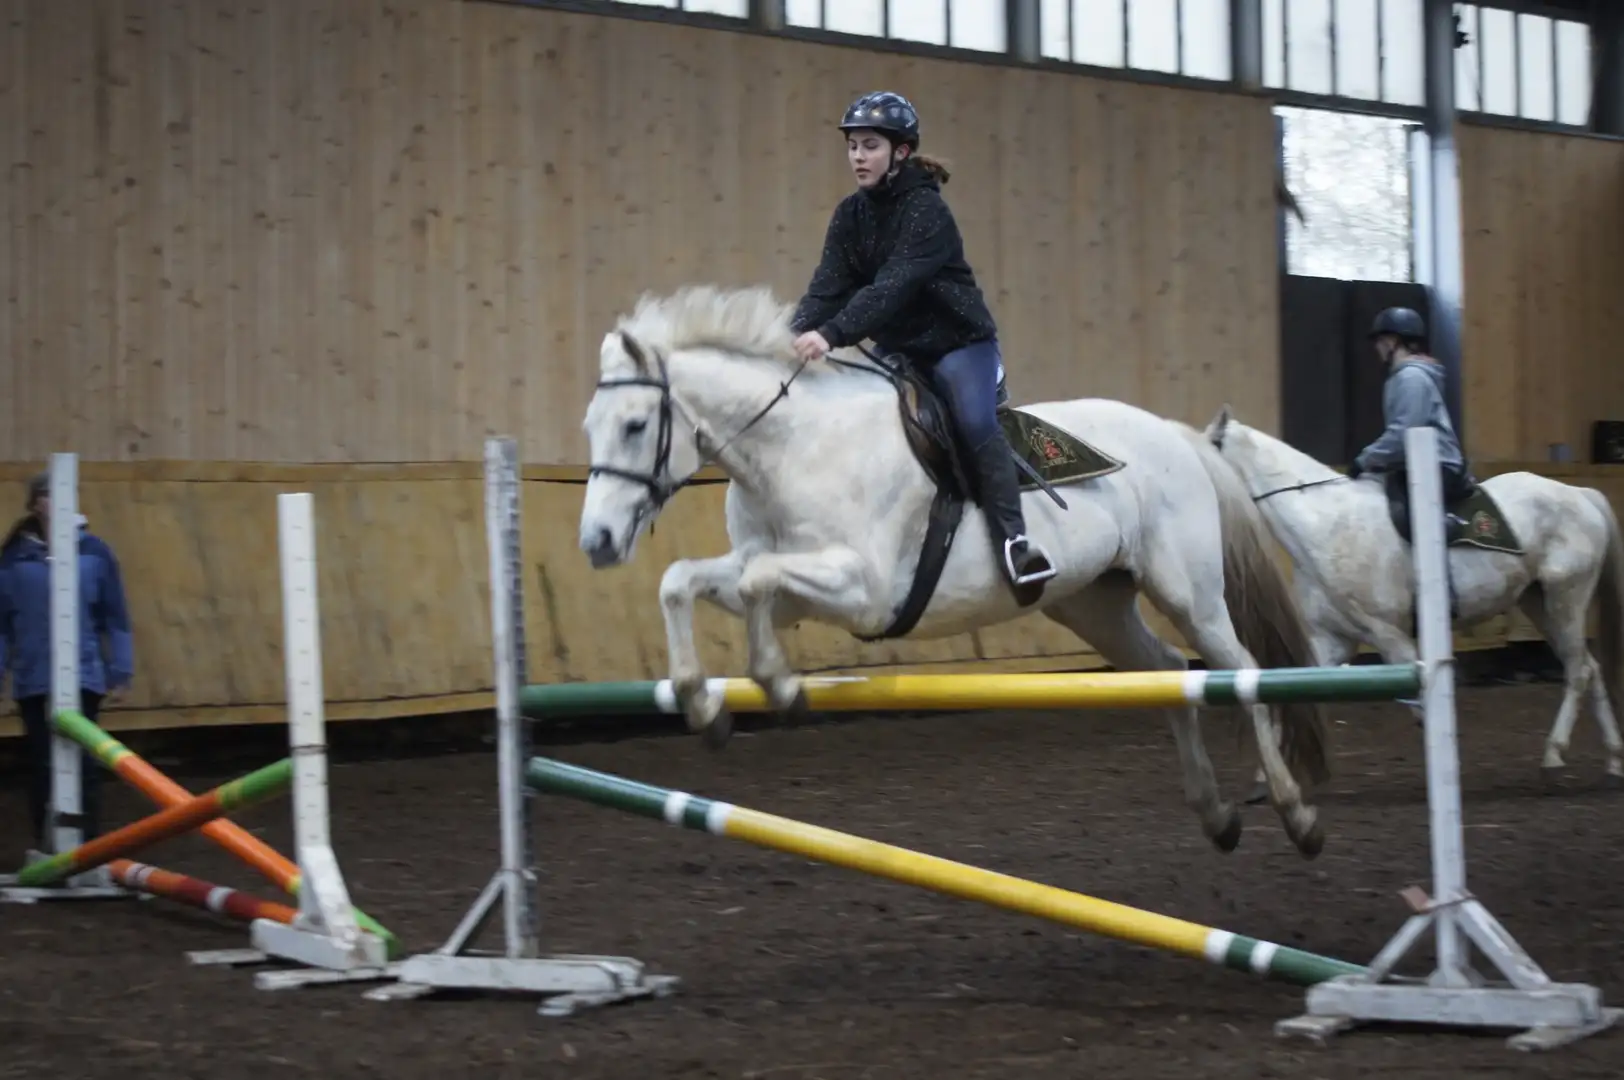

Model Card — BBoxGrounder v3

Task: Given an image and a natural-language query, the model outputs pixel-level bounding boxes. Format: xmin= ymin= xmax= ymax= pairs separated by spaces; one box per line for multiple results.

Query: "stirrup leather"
xmin=1003 ymin=535 xmax=1057 ymax=587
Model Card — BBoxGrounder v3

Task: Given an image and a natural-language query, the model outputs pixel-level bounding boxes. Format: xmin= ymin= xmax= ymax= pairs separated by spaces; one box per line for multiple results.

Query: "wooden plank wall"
xmin=0 ymin=0 xmax=1281 ymax=465
xmin=4 ymin=458 xmax=1609 ymax=738
xmin=1459 ymin=121 xmax=1624 ymax=462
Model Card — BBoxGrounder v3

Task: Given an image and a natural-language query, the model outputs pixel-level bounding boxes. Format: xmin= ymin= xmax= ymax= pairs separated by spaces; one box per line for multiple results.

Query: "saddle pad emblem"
xmin=1029 ymin=424 xmax=1076 ymax=466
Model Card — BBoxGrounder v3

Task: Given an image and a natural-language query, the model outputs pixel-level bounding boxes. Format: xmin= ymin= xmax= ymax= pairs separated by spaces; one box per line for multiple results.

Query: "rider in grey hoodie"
xmin=1348 ymin=307 xmax=1477 ymax=614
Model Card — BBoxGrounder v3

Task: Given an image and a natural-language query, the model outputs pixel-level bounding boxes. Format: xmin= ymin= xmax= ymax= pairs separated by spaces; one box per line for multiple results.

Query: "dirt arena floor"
xmin=3 ymin=680 xmax=1623 ymax=1079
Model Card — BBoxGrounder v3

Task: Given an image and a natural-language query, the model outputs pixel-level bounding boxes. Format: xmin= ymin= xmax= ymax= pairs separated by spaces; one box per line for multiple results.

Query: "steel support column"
xmin=749 ymin=0 xmax=786 ymax=32
xmin=1594 ymin=5 xmax=1624 ymax=136
xmin=1231 ymin=0 xmax=1263 ymax=90
xmin=1411 ymin=0 xmax=1465 ymax=449
xmin=1007 ymin=0 xmax=1040 ymax=64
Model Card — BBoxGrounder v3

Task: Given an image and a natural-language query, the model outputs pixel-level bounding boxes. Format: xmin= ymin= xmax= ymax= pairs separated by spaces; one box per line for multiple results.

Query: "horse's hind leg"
xmin=1518 ymin=583 xmax=1623 ymax=787
xmin=1139 ymin=559 xmax=1324 ymax=859
xmin=1042 ymin=575 xmax=1243 ymax=853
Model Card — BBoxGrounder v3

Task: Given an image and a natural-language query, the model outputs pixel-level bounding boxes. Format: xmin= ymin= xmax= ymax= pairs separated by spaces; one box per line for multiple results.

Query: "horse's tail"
xmin=1583 ymin=487 xmax=1624 ymax=727
xmin=1173 ymin=422 xmax=1333 ymax=788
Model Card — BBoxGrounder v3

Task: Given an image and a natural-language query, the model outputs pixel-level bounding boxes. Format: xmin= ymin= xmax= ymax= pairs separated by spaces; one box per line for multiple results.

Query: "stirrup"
xmin=1003 ymin=535 xmax=1057 ymax=587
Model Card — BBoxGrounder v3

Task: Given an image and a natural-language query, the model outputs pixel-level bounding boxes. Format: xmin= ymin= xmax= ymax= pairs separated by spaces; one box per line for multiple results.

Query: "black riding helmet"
xmin=1369 ymin=306 xmax=1428 ymax=347
xmin=838 ymin=91 xmax=920 ymax=150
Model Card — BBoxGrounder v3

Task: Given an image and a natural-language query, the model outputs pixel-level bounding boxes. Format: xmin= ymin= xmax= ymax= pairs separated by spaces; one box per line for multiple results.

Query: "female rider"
xmin=789 ymin=91 xmax=1056 ymax=589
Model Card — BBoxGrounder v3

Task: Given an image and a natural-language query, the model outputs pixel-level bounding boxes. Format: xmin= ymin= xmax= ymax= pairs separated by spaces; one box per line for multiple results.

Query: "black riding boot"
xmin=968 ymin=432 xmax=1057 ymax=587
xmin=1387 ymin=469 xmax=1463 ymax=624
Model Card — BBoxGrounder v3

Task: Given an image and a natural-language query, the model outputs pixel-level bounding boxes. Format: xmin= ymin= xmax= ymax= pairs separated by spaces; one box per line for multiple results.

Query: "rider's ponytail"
xmin=911 ymin=153 xmax=952 ymax=185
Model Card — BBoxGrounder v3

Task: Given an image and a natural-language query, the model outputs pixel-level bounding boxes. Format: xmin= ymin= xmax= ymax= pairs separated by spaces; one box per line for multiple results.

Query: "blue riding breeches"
xmin=923 ymin=339 xmax=1003 ymax=449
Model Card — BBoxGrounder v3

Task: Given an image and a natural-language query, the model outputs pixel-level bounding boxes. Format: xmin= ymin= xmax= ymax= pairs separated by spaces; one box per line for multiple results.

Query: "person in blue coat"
xmin=0 ymin=472 xmax=134 ymax=849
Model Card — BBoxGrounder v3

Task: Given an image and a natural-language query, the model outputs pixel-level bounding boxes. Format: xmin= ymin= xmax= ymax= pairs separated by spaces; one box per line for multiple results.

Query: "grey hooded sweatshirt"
xmin=1354 ymin=358 xmax=1466 ymax=476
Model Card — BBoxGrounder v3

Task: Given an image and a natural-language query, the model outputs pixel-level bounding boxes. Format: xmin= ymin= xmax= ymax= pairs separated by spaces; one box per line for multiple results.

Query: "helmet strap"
xmin=885 ymin=140 xmax=910 ymax=180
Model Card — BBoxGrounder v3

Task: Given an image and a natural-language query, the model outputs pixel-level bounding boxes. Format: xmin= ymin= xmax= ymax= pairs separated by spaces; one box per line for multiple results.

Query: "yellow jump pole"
xmin=520 ymin=664 xmax=1424 ymax=719
xmin=526 ymin=757 xmax=1365 ymax=987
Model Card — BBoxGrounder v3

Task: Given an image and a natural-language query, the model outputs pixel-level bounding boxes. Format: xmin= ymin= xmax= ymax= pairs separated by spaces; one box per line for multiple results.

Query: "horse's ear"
xmin=1205 ymin=404 xmax=1234 ymax=447
xmin=619 ymin=330 xmax=649 ymax=373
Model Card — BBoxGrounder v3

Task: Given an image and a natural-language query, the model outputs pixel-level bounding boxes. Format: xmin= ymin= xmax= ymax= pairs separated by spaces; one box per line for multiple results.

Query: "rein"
xmin=1250 ymin=475 xmax=1349 ymax=502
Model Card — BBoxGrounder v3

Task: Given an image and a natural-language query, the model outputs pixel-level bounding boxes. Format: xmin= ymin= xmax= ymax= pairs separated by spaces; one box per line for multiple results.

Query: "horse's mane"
xmin=614 ymin=284 xmax=800 ymax=364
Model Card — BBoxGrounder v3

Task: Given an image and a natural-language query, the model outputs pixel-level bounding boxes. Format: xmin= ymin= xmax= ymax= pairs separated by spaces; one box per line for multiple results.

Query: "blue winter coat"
xmin=0 ymin=516 xmax=134 ymax=700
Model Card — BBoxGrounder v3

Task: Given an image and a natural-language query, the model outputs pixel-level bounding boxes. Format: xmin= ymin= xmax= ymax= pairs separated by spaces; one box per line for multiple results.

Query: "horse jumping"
xmin=575 ymin=284 xmax=1335 ymax=858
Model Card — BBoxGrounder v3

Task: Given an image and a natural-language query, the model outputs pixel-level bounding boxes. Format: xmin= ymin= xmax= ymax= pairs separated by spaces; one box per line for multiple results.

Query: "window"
xmin=1263 ymin=0 xmax=1425 ymax=106
xmin=1278 ymin=105 xmax=1414 ymax=282
xmin=789 ymin=0 xmax=1007 ymax=50
xmin=1453 ymin=5 xmax=1591 ymax=127
xmin=609 ymin=0 xmax=750 ymax=15
xmin=1040 ymin=0 xmax=1231 ymax=81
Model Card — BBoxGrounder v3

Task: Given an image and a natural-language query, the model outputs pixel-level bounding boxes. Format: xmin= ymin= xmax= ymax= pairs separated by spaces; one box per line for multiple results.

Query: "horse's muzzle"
xmin=581 ymin=524 xmax=622 ymax=568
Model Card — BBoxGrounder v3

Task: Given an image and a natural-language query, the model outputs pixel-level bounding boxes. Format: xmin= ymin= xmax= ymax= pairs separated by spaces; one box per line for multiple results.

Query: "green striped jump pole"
xmin=520 ymin=664 xmax=1424 ymax=719
xmin=526 ymin=757 xmax=1366 ymax=987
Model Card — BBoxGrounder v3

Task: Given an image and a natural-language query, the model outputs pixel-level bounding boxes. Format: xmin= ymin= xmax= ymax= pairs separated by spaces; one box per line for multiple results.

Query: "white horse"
xmin=576 ymin=284 xmax=1335 ymax=859
xmin=1204 ymin=405 xmax=1624 ymax=787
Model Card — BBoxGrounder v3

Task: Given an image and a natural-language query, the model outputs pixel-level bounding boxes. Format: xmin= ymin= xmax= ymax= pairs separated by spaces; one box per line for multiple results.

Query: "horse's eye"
xmin=624 ymin=418 xmax=647 ymax=438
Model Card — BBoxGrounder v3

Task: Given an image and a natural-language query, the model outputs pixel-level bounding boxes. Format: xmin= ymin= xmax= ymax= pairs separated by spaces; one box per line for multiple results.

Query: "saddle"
xmin=851 ymin=355 xmax=1123 ymax=641
xmin=894 ymin=361 xmax=1007 ymax=504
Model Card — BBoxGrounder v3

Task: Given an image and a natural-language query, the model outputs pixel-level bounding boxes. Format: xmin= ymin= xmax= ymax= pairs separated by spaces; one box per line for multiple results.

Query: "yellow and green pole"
xmin=526 ymin=757 xmax=1366 ymax=987
xmin=50 ymin=708 xmax=398 ymax=955
xmin=16 ymin=758 xmax=294 ymax=888
xmin=521 ymin=664 xmax=1424 ymax=719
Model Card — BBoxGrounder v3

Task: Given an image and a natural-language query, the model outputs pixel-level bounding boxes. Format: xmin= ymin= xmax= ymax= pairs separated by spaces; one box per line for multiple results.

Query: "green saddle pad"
xmin=1448 ymin=487 xmax=1523 ymax=555
xmin=998 ymin=408 xmax=1125 ymax=491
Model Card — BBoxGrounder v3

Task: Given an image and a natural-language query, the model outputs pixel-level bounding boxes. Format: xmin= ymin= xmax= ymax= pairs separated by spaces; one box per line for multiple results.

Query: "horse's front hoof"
xmin=700 ymin=707 xmax=735 ymax=750
xmin=1293 ymin=816 xmax=1325 ymax=860
xmin=1540 ymin=764 xmax=1568 ymax=793
xmin=1600 ymin=771 xmax=1624 ymax=792
xmin=776 ymin=681 xmax=810 ymax=721
xmin=1210 ymin=806 xmax=1243 ymax=853
xmin=1244 ymin=780 xmax=1270 ymax=806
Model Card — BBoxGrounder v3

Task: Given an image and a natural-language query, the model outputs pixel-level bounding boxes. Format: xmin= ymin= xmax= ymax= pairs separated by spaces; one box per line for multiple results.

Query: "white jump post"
xmin=0 ymin=452 xmax=127 ymax=904
xmin=1277 ymin=427 xmax=1621 ymax=1050
xmin=364 ymin=436 xmax=675 ymax=1014
xmin=187 ymin=492 xmax=395 ymax=987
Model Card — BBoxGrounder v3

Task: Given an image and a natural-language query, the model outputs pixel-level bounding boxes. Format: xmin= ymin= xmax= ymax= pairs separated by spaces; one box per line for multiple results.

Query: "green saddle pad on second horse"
xmin=998 ymin=408 xmax=1125 ymax=490
xmin=1448 ymin=487 xmax=1524 ymax=555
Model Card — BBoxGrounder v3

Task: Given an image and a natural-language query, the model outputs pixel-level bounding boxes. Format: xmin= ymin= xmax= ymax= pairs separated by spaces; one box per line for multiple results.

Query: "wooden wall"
xmin=0 ymin=0 xmax=1281 ymax=465
xmin=0 ymin=462 xmax=1108 ymax=737
xmin=3 ymin=458 xmax=1601 ymax=739
xmin=1459 ymin=121 xmax=1624 ymax=463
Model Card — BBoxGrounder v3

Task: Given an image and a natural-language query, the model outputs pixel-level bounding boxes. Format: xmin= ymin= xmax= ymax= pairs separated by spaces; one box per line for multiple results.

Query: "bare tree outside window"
xmin=1278 ymin=105 xmax=1413 ymax=282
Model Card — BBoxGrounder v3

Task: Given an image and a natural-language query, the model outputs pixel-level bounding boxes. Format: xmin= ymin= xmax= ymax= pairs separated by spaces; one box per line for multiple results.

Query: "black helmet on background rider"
xmin=838 ymin=91 xmax=920 ymax=151
xmin=1368 ymin=306 xmax=1428 ymax=348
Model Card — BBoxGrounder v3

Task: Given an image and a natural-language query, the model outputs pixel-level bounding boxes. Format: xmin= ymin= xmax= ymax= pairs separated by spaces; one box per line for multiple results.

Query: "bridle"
xmin=1210 ymin=418 xmax=1350 ymax=503
xmin=587 ymin=345 xmax=813 ymax=520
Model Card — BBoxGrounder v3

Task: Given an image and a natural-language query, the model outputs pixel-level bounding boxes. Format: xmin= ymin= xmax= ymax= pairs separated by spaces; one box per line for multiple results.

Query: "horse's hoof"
xmin=700 ymin=707 xmax=735 ymax=751
xmin=1540 ymin=765 xmax=1567 ymax=793
xmin=1294 ymin=819 xmax=1325 ymax=860
xmin=1244 ymin=781 xmax=1270 ymax=806
xmin=779 ymin=683 xmax=810 ymax=721
xmin=1211 ymin=807 xmax=1243 ymax=853
xmin=1600 ymin=771 xmax=1624 ymax=792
